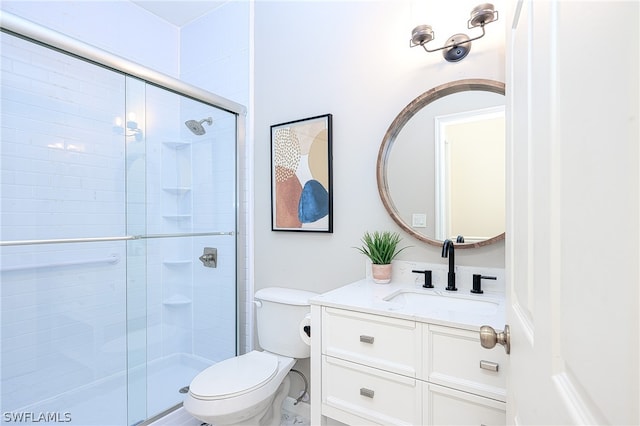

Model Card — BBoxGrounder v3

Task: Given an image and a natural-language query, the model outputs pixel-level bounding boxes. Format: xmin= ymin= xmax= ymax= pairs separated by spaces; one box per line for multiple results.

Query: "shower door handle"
xmin=199 ymin=247 xmax=217 ymax=268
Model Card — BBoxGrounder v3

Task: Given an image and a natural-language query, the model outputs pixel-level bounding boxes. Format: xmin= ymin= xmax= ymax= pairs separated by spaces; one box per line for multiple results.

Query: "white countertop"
xmin=310 ymin=272 xmax=506 ymax=331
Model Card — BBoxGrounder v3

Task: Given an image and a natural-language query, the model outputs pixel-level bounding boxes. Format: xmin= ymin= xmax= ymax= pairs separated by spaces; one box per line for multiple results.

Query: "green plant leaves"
xmin=354 ymin=231 xmax=409 ymax=264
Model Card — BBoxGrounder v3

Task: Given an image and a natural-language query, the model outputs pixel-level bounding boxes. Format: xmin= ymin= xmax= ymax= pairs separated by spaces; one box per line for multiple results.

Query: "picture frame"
xmin=270 ymin=114 xmax=333 ymax=232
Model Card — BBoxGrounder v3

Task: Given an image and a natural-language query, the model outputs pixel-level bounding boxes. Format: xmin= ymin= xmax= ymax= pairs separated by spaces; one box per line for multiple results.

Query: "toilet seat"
xmin=189 ymin=351 xmax=279 ymax=401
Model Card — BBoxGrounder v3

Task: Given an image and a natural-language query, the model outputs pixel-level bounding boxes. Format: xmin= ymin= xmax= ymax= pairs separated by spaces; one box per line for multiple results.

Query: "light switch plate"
xmin=412 ymin=213 xmax=427 ymax=228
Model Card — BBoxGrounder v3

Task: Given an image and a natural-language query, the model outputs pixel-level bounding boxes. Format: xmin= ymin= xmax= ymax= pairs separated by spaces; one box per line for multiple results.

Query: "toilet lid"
xmin=189 ymin=351 xmax=279 ymax=400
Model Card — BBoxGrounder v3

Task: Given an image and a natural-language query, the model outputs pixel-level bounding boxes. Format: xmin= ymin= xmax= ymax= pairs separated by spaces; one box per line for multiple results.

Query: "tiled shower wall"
xmin=0 ymin=32 xmax=130 ymax=407
xmin=180 ymin=1 xmax=252 ymax=353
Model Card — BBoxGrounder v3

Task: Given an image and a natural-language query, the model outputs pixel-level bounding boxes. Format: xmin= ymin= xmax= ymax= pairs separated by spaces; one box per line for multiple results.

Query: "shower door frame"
xmin=0 ymin=9 xmax=248 ymax=424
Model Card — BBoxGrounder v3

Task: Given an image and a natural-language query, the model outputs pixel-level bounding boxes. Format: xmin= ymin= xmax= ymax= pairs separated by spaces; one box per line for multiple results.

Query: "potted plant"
xmin=354 ymin=231 xmax=409 ymax=283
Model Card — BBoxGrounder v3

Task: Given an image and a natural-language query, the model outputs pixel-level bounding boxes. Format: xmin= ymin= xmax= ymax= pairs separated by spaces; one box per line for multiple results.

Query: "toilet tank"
xmin=254 ymin=287 xmax=318 ymax=358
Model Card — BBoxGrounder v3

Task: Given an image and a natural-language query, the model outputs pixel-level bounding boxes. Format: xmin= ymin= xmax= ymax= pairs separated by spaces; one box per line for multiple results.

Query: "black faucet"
xmin=441 ymin=239 xmax=457 ymax=291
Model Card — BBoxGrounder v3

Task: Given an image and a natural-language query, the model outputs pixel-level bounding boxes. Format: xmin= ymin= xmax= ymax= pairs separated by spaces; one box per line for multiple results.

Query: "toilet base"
xmin=186 ymin=375 xmax=292 ymax=426
xmin=257 ymin=376 xmax=290 ymax=426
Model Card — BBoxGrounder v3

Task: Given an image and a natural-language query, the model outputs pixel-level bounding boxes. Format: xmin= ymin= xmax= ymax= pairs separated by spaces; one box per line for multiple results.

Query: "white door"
xmin=505 ymin=0 xmax=639 ymax=424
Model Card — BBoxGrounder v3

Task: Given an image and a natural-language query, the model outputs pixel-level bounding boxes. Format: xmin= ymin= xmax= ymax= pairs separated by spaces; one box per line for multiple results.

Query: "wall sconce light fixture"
xmin=410 ymin=3 xmax=499 ymax=62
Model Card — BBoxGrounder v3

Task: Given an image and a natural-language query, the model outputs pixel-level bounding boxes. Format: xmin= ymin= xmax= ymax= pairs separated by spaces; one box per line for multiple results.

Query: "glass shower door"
xmin=136 ymin=83 xmax=238 ymax=420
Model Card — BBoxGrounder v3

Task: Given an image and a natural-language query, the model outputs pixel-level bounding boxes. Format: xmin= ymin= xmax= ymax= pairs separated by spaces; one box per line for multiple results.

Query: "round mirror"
xmin=377 ymin=79 xmax=505 ymax=249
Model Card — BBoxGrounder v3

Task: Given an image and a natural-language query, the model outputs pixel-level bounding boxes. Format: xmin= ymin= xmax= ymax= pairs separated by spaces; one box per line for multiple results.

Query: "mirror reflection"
xmin=377 ymin=79 xmax=505 ymax=248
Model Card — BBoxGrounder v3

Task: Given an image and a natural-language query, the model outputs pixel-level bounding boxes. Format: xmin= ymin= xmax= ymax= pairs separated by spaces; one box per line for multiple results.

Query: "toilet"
xmin=183 ymin=287 xmax=318 ymax=426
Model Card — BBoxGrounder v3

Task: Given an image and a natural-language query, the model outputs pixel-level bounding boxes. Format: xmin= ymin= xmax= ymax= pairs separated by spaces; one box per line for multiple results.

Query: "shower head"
xmin=185 ymin=117 xmax=213 ymax=135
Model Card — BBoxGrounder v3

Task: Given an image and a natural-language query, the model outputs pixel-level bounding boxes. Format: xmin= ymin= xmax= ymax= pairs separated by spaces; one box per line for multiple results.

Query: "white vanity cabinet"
xmin=320 ymin=307 xmax=423 ymax=425
xmin=312 ymin=305 xmax=507 ymax=426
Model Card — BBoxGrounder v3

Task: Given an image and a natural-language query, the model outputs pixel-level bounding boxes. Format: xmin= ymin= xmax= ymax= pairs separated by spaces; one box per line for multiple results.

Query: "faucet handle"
xmin=412 ymin=270 xmax=433 ymax=288
xmin=471 ymin=274 xmax=497 ymax=294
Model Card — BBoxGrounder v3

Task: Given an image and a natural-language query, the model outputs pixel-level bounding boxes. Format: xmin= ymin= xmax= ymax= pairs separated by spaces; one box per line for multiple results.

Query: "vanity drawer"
xmin=322 ymin=355 xmax=422 ymax=426
xmin=424 ymin=382 xmax=506 ymax=426
xmin=322 ymin=307 xmax=421 ymax=377
xmin=426 ymin=324 xmax=508 ymax=401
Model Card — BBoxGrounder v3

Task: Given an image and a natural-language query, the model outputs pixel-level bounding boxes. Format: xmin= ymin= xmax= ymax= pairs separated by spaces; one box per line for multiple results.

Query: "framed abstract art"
xmin=270 ymin=114 xmax=333 ymax=232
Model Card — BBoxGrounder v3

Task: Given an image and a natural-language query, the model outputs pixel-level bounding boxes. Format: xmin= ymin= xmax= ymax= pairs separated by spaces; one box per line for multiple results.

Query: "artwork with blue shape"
xmin=271 ymin=114 xmax=332 ymax=232
xmin=298 ymin=180 xmax=328 ymax=223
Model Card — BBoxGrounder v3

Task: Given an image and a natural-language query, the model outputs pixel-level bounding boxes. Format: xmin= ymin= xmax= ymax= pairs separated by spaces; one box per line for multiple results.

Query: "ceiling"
xmin=130 ymin=1 xmax=227 ymax=27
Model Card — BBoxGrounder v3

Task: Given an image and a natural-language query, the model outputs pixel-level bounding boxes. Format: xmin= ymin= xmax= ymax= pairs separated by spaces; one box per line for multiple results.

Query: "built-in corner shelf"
xmin=162 ymin=141 xmax=190 ymax=150
xmin=162 ymin=214 xmax=192 ymax=221
xmin=162 ymin=260 xmax=192 ymax=267
xmin=162 ymin=187 xmax=191 ymax=195
xmin=162 ymin=295 xmax=192 ymax=307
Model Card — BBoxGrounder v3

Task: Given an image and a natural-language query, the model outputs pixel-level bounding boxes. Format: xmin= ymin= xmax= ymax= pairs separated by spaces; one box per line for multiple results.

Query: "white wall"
xmin=0 ymin=1 xmax=179 ymax=77
xmin=180 ymin=1 xmax=250 ymax=106
xmin=254 ymin=0 xmax=506 ymax=296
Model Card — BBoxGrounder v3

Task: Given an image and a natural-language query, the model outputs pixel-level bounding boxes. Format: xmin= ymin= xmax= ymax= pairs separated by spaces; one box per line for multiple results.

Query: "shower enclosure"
xmin=1 ymin=13 xmax=244 ymax=426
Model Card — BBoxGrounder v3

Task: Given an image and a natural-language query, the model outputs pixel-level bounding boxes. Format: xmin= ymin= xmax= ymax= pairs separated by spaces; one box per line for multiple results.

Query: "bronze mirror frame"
xmin=376 ymin=78 xmax=505 ymax=249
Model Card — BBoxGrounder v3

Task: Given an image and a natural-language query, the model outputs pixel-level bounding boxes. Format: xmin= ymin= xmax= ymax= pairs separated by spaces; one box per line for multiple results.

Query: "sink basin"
xmin=383 ymin=290 xmax=499 ymax=315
